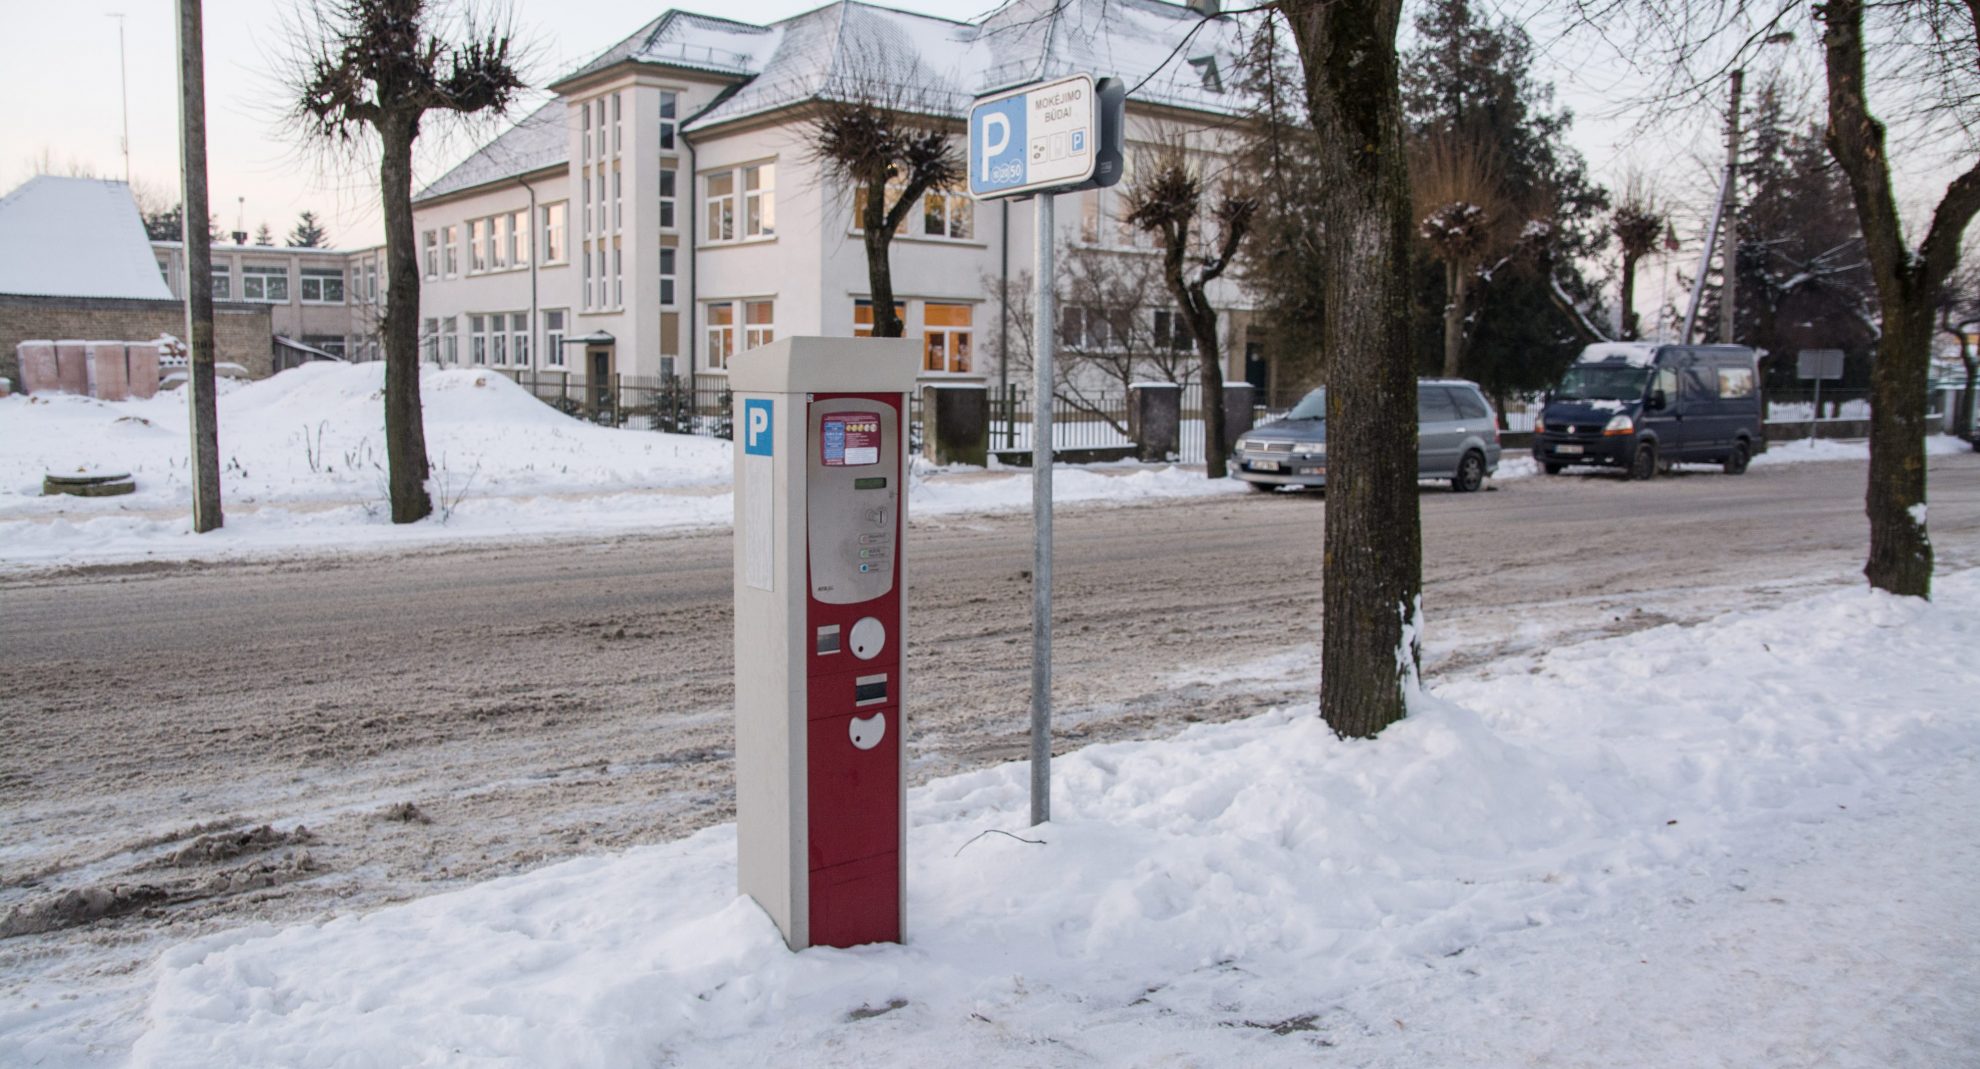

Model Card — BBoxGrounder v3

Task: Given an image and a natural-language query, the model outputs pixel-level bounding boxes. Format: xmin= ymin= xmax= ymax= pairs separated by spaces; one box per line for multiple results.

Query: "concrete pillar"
xmin=55 ymin=341 xmax=89 ymax=395
xmin=1222 ymin=381 xmax=1256 ymax=455
xmin=126 ymin=341 xmax=161 ymax=399
xmin=1130 ymin=382 xmax=1181 ymax=462
xmin=17 ymin=342 xmax=58 ymax=394
xmin=90 ymin=342 xmax=131 ymax=401
xmin=920 ymin=382 xmax=989 ymax=467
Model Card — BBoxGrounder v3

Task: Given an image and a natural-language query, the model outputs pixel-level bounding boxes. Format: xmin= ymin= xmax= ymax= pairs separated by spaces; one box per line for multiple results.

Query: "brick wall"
xmin=0 ymin=295 xmax=273 ymax=386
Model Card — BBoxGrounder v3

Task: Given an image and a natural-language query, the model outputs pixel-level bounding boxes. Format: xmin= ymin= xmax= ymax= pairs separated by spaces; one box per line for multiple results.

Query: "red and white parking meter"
xmin=730 ymin=337 xmax=919 ymax=950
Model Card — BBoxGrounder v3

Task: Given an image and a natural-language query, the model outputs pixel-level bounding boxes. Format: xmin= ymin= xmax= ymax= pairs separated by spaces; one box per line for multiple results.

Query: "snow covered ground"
xmin=3 ymin=363 xmax=1968 ymax=572
xmin=5 ymin=567 xmax=1972 ymax=1066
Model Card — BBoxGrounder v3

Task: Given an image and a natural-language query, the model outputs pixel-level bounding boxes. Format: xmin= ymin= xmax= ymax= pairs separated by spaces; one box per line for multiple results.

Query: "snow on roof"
xmin=1577 ymin=342 xmax=1662 ymax=368
xmin=0 ymin=176 xmax=173 ymax=301
xmin=421 ymin=1 xmax=1251 ymax=196
xmin=415 ymin=99 xmax=571 ymax=204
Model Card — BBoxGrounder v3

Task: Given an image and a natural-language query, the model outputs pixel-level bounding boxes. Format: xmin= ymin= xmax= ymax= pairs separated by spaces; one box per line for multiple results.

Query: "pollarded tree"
xmin=807 ymin=71 xmax=962 ymax=340
xmin=290 ymin=0 xmax=523 ymax=523
xmin=1413 ymin=133 xmax=1510 ymax=375
xmin=1611 ymin=176 xmax=1668 ymax=341
xmin=1125 ymin=148 xmax=1256 ymax=479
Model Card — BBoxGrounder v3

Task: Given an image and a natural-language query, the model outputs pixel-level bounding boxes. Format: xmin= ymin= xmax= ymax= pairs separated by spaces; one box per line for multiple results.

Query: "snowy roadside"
xmin=6 ymin=569 xmax=1969 ymax=1067
xmin=5 ymin=362 xmax=1968 ymax=573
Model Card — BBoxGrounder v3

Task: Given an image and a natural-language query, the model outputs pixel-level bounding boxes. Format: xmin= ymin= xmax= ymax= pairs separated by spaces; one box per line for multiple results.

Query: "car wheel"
xmin=1543 ymin=462 xmax=1565 ymax=475
xmin=1630 ymin=444 xmax=1657 ymax=481
xmin=1451 ymin=451 xmax=1485 ymax=493
xmin=1724 ymin=440 xmax=1750 ymax=474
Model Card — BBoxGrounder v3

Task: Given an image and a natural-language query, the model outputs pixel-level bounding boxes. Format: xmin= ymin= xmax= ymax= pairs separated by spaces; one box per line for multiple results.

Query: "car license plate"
xmin=1252 ymin=460 xmax=1282 ymax=471
xmin=1556 ymin=444 xmax=1583 ymax=455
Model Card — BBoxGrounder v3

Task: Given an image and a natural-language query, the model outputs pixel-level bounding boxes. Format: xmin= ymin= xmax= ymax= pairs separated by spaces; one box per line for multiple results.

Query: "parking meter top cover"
xmin=727 ymin=337 xmax=921 ymax=395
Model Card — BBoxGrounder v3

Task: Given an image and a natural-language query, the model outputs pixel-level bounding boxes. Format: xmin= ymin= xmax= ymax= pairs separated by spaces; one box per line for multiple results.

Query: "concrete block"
xmin=90 ymin=342 xmax=130 ymax=401
xmin=126 ymin=342 xmax=160 ymax=399
xmin=17 ymin=341 xmax=58 ymax=394
xmin=1130 ymin=383 xmax=1181 ymax=462
xmin=920 ymin=383 xmax=989 ymax=467
xmin=55 ymin=341 xmax=89 ymax=395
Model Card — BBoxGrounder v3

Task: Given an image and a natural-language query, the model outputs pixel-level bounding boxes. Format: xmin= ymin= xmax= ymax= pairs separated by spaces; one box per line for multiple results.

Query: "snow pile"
xmin=119 ymin=572 xmax=1980 ymax=1066
xmin=0 ymin=361 xmax=732 ymax=509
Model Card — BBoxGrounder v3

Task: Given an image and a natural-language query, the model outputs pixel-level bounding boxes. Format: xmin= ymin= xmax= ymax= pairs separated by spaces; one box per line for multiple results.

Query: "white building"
xmin=411 ymin=0 xmax=1264 ymax=402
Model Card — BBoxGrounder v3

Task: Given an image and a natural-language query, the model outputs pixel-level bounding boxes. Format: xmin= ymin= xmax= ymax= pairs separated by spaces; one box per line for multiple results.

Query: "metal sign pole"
xmin=1030 ymin=192 xmax=1055 ymax=827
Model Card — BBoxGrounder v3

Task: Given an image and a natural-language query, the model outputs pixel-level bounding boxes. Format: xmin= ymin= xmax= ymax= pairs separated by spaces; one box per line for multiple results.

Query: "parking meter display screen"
xmin=820 ymin=413 xmax=881 ymax=467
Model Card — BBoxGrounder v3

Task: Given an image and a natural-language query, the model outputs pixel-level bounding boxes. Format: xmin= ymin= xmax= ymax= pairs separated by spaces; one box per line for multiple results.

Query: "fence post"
xmin=1129 ymin=383 xmax=1182 ymax=463
xmin=922 ymin=383 xmax=990 ymax=466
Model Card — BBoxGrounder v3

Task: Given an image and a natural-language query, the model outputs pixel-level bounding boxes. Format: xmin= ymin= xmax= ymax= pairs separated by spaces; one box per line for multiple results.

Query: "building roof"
xmin=415 ymin=99 xmax=571 ymax=203
xmin=417 ymin=0 xmax=1249 ymax=202
xmin=0 ymin=176 xmax=174 ymax=301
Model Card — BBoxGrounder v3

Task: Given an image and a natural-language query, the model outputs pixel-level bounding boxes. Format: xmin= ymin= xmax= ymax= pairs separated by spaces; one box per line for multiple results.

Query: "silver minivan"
xmin=1233 ymin=379 xmax=1504 ymax=493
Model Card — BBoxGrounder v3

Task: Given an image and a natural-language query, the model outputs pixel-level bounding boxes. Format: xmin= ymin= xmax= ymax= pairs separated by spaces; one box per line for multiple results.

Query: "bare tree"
xmin=1266 ymin=1 xmax=1424 ymax=737
xmin=1568 ymin=0 xmax=1980 ymax=599
xmin=288 ymin=0 xmax=523 ymax=523
xmin=806 ymin=74 xmax=962 ymax=340
xmin=997 ymin=248 xmax=1197 ymax=434
xmin=1611 ymin=174 xmax=1669 ymax=341
xmin=1413 ymin=133 xmax=1510 ymax=374
xmin=1124 ymin=147 xmax=1256 ymax=479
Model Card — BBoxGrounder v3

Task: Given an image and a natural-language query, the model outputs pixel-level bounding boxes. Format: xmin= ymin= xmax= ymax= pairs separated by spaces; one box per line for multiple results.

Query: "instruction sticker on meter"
xmin=820 ymin=412 xmax=882 ymax=466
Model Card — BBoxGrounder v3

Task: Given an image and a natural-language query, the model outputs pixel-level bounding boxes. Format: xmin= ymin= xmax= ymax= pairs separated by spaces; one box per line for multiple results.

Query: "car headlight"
xmin=1602 ymin=414 xmax=1634 ymax=436
xmin=1235 ymin=438 xmax=1254 ymax=452
xmin=1294 ymin=444 xmax=1326 ymax=458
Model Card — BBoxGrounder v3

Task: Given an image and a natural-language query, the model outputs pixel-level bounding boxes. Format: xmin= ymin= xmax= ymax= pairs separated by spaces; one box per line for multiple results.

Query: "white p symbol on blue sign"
xmin=744 ymin=398 xmax=773 ymax=456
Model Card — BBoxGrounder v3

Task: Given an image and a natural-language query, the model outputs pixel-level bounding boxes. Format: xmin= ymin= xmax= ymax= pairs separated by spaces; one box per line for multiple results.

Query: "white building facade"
xmin=411 ymin=0 xmax=1263 ymax=400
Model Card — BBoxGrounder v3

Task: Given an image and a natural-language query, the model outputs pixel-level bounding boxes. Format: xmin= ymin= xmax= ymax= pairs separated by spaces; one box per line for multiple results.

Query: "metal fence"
xmin=987 ymin=385 xmax=1134 ymax=454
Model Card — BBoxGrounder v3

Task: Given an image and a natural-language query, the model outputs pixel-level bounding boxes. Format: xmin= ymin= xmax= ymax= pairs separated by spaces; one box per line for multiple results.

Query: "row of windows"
xmin=847 ymin=300 xmax=975 ymax=374
xmin=850 ymin=181 xmax=975 ymax=242
xmin=1061 ymin=307 xmax=1202 ymax=353
xmin=422 ymin=310 xmax=569 ymax=368
xmin=424 ymin=206 xmax=567 ymax=279
xmin=200 ymin=264 xmax=366 ymax=304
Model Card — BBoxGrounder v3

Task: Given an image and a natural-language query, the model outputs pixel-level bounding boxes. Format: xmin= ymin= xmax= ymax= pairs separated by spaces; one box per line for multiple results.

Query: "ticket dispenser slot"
xmin=730 ymin=336 xmax=917 ymax=955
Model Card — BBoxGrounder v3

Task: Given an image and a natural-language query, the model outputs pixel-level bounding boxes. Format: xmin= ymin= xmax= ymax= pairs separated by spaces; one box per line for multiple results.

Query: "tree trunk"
xmin=1182 ymin=283 xmax=1227 ymax=476
xmin=1819 ymin=0 xmax=1980 ymax=598
xmin=1441 ymin=261 xmax=1466 ymax=376
xmin=378 ymin=114 xmax=432 ymax=524
xmin=1618 ymin=249 xmax=1640 ymax=341
xmin=1864 ymin=305 xmax=1933 ymax=594
xmin=1286 ymin=0 xmax=1422 ymax=739
xmin=862 ymin=183 xmax=904 ymax=339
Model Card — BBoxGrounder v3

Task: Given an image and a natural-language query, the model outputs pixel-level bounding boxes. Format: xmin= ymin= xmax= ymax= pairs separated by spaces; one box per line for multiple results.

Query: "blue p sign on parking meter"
xmin=745 ymin=399 xmax=773 ymax=456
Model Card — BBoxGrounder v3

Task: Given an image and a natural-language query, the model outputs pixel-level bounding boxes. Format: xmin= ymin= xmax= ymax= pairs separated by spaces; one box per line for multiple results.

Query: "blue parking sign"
xmin=744 ymin=398 xmax=773 ymax=456
xmin=969 ymin=94 xmax=1029 ymax=197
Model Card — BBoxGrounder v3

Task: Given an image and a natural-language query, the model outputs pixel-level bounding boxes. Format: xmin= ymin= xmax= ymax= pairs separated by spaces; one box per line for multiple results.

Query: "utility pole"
xmin=177 ymin=0 xmax=223 ymax=531
xmin=1719 ymin=69 xmax=1743 ymax=345
xmin=1029 ymin=192 xmax=1055 ymax=827
xmin=110 ymin=13 xmax=131 ymax=185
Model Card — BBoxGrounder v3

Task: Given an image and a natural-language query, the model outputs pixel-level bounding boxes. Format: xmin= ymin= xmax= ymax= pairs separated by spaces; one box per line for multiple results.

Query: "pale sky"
xmin=1 ymin=0 xmax=1953 ymax=335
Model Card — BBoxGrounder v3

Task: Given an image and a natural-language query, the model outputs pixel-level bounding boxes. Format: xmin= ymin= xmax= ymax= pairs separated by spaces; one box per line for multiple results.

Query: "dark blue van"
xmin=1532 ymin=343 xmax=1764 ymax=479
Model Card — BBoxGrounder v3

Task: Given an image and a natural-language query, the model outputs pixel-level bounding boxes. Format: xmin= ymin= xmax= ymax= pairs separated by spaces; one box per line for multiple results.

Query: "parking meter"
xmin=730 ymin=337 xmax=920 ymax=950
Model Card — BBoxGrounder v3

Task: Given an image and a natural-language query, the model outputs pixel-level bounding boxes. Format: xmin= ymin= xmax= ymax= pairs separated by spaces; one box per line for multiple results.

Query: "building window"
xmin=613 ymin=246 xmax=623 ymax=308
xmin=660 ymin=247 xmax=676 ymax=306
xmin=853 ymin=299 xmax=905 ymax=337
xmin=582 ymin=99 xmax=591 ymax=161
xmin=210 ymin=268 xmax=232 ymax=301
xmin=1152 ymin=310 xmax=1194 ymax=351
xmin=596 ymin=97 xmax=607 ymax=158
xmin=659 ymin=164 xmax=677 ymax=230
xmin=541 ymin=202 xmax=567 ymax=263
xmin=510 ymin=312 xmax=530 ymax=367
xmin=441 ymin=316 xmax=458 ymax=364
xmin=706 ymin=172 xmax=735 ymax=241
xmin=611 ymin=91 xmax=621 ymax=154
xmin=423 ymin=230 xmax=438 ymax=278
xmin=468 ymin=219 xmax=486 ymax=272
xmin=545 ymin=309 xmax=566 ymax=367
xmin=494 ymin=214 xmax=511 ymax=269
xmin=444 ymin=225 xmax=460 ymax=275
xmin=422 ymin=317 xmax=438 ymax=362
xmin=613 ymin=167 xmax=622 ymax=231
xmin=365 ymin=261 xmax=378 ymax=301
xmin=744 ymin=163 xmax=775 ymax=237
xmin=923 ymin=303 xmax=974 ymax=373
xmin=507 ymin=210 xmax=526 ymax=266
xmin=241 ymin=265 xmax=288 ymax=302
xmin=581 ymin=247 xmax=592 ymax=309
xmin=744 ymin=299 xmax=774 ymax=350
xmin=596 ymin=173 xmax=608 ymax=236
xmin=923 ymin=186 xmax=973 ymax=239
xmin=300 ymin=267 xmax=345 ymax=303
xmin=597 ymin=248 xmax=608 ymax=307
xmin=659 ymin=90 xmax=677 ymax=150
xmin=492 ymin=319 xmax=508 ymax=365
xmin=469 ymin=314 xmax=487 ymax=365
xmin=706 ymin=301 xmax=735 ymax=369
